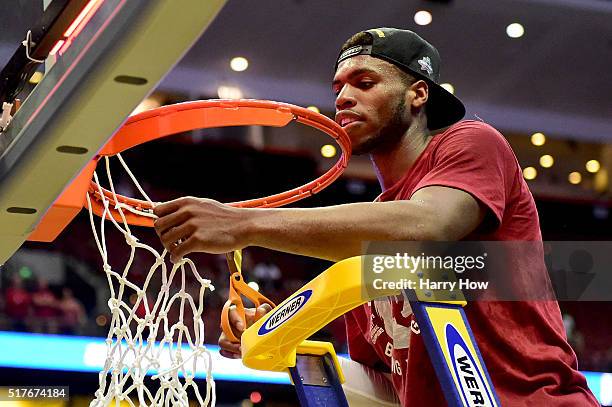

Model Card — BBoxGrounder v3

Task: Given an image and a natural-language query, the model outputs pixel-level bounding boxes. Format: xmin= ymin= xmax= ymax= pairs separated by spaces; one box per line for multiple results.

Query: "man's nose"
xmin=335 ymin=85 xmax=357 ymax=111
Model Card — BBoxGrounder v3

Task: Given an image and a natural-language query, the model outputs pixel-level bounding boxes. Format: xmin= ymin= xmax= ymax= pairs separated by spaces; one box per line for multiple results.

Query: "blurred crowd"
xmin=1 ymin=274 xmax=86 ymax=335
xmin=0 ymin=211 xmax=347 ymax=352
xmin=562 ymin=308 xmax=612 ymax=372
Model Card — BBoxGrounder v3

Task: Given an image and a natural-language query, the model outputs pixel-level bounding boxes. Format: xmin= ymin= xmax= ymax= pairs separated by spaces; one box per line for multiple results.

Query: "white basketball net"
xmin=87 ymin=154 xmax=216 ymax=406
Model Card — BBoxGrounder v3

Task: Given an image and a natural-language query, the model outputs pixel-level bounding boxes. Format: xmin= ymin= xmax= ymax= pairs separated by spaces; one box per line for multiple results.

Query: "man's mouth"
xmin=340 ymin=117 xmax=361 ymax=127
xmin=336 ymin=112 xmax=363 ymax=128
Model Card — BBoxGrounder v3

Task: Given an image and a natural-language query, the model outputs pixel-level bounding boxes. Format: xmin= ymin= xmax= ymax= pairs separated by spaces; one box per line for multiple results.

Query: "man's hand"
xmin=153 ymin=197 xmax=249 ymax=262
xmin=218 ymin=304 xmax=273 ymax=359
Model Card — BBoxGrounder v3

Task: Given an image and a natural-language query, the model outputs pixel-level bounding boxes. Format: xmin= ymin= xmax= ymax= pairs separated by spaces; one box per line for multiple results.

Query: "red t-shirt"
xmin=346 ymin=121 xmax=598 ymax=406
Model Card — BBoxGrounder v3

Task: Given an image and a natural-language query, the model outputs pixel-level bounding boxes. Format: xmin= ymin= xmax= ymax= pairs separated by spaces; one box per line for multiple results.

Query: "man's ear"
xmin=409 ymin=80 xmax=429 ymax=108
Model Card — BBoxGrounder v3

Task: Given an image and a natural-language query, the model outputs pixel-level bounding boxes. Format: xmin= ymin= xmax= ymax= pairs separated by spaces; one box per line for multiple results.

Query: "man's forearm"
xmin=153 ymin=187 xmax=483 ymax=261
xmin=244 ymin=200 xmax=437 ymax=262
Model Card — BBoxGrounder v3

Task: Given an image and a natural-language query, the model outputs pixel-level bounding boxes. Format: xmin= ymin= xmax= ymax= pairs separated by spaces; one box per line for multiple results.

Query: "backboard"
xmin=0 ymin=0 xmax=227 ymax=265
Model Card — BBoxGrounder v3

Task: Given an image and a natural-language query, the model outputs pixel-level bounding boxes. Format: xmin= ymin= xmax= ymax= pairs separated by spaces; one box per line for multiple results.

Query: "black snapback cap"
xmin=335 ymin=28 xmax=465 ymax=130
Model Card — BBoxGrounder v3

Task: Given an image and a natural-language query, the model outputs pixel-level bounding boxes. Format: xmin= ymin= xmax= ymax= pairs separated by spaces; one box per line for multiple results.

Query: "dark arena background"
xmin=0 ymin=0 xmax=611 ymax=406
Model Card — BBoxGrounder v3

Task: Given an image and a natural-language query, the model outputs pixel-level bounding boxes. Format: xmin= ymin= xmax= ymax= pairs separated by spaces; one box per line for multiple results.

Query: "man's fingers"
xmin=226 ymin=307 xmax=267 ymax=337
xmin=259 ymin=303 xmax=273 ymax=313
xmin=169 ymin=236 xmax=199 ymax=262
xmin=153 ymin=198 xmax=186 ymax=218
xmin=256 ymin=303 xmax=273 ymax=318
xmin=219 ymin=349 xmax=240 ymax=359
xmin=153 ymin=196 xmax=202 ymax=232
xmin=219 ymin=335 xmax=241 ymax=352
xmin=247 ymin=304 xmax=273 ymax=324
xmin=228 ymin=306 xmax=245 ymax=333
xmin=218 ymin=333 xmax=241 ymax=358
xmin=160 ymin=222 xmax=194 ymax=249
xmin=154 ymin=209 xmax=191 ymax=237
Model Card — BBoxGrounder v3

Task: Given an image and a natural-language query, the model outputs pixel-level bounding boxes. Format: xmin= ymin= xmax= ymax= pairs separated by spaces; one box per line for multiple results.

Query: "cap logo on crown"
xmin=417 ymin=56 xmax=433 ymax=75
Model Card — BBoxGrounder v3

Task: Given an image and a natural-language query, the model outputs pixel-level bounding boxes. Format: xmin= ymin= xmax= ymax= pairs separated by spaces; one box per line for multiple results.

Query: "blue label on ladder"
xmin=258 ymin=289 xmax=312 ymax=335
xmin=446 ymin=324 xmax=495 ymax=407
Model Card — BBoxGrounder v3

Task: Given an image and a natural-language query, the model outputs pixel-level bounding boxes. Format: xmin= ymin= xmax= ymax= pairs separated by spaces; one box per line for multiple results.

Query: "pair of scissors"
xmin=221 ymin=250 xmax=276 ymax=343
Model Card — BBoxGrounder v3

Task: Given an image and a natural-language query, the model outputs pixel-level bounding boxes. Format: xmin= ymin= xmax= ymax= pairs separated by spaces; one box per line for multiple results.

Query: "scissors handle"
xmin=221 ymin=251 xmax=276 ymax=343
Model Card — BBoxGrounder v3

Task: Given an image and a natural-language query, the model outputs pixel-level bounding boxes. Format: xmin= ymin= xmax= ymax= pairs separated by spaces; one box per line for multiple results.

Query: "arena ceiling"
xmin=1 ymin=0 xmax=611 ymax=143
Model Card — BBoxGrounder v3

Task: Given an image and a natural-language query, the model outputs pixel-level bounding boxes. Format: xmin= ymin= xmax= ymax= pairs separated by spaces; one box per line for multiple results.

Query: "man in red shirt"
xmin=153 ymin=28 xmax=598 ymax=406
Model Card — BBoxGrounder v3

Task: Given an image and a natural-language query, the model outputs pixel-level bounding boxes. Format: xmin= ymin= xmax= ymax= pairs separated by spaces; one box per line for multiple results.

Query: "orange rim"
xmin=89 ymin=99 xmax=351 ymax=226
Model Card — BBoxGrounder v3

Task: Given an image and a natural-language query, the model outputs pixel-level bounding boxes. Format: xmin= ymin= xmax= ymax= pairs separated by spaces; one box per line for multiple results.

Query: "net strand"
xmin=87 ymin=156 xmax=216 ymax=406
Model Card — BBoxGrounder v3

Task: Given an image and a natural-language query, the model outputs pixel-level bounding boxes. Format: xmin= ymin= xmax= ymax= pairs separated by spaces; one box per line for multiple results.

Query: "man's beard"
xmin=353 ymin=98 xmax=409 ymax=156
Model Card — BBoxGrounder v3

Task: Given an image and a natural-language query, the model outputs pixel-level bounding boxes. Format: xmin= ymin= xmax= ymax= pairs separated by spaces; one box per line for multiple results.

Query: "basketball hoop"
xmin=30 ymin=99 xmax=351 ymax=407
xmin=31 ymin=99 xmax=351 ymax=237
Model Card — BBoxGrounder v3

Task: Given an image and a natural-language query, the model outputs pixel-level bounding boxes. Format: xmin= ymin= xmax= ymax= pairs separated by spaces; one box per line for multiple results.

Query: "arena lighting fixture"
xmin=217 ymin=85 xmax=243 ymax=99
xmin=49 ymin=40 xmax=65 ymax=56
xmin=307 ymin=105 xmax=320 ymax=113
xmin=539 ymin=154 xmax=554 ymax=168
xmin=230 ymin=56 xmax=249 ymax=72
xmin=250 ymin=391 xmax=263 ymax=403
xmin=523 ymin=166 xmax=537 ymax=180
xmin=247 ymin=281 xmax=260 ymax=292
xmin=440 ymin=83 xmax=454 ymax=94
xmin=95 ymin=315 xmax=107 ymax=326
xmin=321 ymin=144 xmax=337 ymax=158
xmin=50 ymin=0 xmax=104 ymax=56
xmin=531 ymin=132 xmax=546 ymax=146
xmin=130 ymin=96 xmax=162 ymax=116
xmin=569 ymin=171 xmax=582 ymax=185
xmin=506 ymin=23 xmax=525 ymax=38
xmin=18 ymin=266 xmax=32 ymax=279
xmin=586 ymin=159 xmax=601 ymax=173
xmin=414 ymin=10 xmax=433 ymax=26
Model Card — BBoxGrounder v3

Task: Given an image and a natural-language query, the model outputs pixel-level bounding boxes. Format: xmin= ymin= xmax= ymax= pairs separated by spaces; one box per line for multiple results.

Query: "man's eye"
xmin=360 ymin=81 xmax=374 ymax=88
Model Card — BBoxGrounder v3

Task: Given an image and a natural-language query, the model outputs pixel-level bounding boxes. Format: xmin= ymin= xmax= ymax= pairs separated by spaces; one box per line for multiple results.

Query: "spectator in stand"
xmin=3 ymin=274 xmax=32 ymax=331
xmin=31 ymin=277 xmax=59 ymax=333
xmin=57 ymin=287 xmax=86 ymax=335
